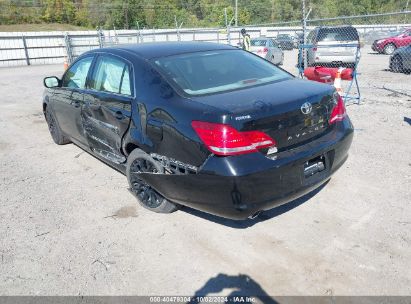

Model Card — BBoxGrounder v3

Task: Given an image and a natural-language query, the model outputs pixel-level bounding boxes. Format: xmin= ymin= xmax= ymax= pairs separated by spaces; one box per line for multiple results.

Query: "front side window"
xmin=154 ymin=50 xmax=291 ymax=96
xmin=62 ymin=56 xmax=93 ymax=89
xmin=89 ymin=56 xmax=132 ymax=96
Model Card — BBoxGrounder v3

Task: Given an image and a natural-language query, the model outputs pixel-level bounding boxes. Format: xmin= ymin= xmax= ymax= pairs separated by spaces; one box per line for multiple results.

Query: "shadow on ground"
xmin=188 ymin=273 xmax=278 ymax=304
xmin=182 ymin=182 xmax=328 ymax=229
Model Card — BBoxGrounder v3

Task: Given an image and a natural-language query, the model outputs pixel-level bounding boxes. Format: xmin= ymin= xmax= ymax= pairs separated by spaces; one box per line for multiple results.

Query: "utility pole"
xmin=235 ymin=0 xmax=238 ymax=26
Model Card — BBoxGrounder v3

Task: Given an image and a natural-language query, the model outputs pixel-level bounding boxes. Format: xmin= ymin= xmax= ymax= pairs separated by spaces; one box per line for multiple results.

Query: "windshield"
xmin=153 ymin=50 xmax=291 ymax=96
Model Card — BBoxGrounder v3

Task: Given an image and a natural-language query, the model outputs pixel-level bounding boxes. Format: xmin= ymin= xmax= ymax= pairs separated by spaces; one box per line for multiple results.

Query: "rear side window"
xmin=251 ymin=40 xmax=267 ymax=46
xmin=62 ymin=56 xmax=93 ymax=89
xmin=89 ymin=56 xmax=132 ymax=96
xmin=154 ymin=50 xmax=291 ymax=96
xmin=317 ymin=27 xmax=359 ymax=42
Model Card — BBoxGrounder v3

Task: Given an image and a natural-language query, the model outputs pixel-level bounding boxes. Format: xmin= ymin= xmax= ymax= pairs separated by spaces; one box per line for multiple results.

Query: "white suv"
xmin=305 ymin=26 xmax=360 ymax=68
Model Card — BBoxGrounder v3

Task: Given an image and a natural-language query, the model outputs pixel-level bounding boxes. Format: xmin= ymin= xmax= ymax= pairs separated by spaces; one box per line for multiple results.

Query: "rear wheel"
xmin=45 ymin=106 xmax=70 ymax=145
xmin=384 ymin=43 xmax=396 ymax=55
xmin=391 ymin=55 xmax=403 ymax=73
xmin=126 ymin=149 xmax=178 ymax=214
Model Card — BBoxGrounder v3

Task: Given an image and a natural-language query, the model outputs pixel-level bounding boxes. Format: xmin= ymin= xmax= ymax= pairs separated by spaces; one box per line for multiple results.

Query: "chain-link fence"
xmin=0 ymin=10 xmax=410 ymax=93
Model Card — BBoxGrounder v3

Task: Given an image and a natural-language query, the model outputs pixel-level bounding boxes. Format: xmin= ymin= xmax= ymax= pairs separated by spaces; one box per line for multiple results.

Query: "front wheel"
xmin=384 ymin=43 xmax=396 ymax=55
xmin=126 ymin=149 xmax=179 ymax=214
xmin=45 ymin=106 xmax=70 ymax=145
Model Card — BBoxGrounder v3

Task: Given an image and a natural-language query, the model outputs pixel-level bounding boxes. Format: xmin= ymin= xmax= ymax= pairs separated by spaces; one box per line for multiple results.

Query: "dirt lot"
xmin=0 ymin=46 xmax=410 ymax=297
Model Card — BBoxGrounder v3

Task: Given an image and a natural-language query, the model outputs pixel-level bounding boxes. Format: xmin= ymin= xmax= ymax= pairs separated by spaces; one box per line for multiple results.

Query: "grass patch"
xmin=0 ymin=23 xmax=92 ymax=32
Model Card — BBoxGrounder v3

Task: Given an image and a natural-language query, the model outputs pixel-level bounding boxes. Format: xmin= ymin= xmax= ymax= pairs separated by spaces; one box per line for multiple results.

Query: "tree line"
xmin=0 ymin=0 xmax=408 ymax=29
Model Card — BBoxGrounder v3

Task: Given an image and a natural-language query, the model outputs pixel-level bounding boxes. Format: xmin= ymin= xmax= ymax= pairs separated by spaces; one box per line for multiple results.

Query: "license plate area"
xmin=303 ymin=155 xmax=327 ymax=178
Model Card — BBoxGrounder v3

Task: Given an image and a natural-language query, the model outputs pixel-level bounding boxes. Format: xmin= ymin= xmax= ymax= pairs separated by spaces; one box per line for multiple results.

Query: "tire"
xmin=390 ymin=55 xmax=403 ymax=73
xmin=45 ymin=106 xmax=71 ymax=145
xmin=126 ymin=149 xmax=178 ymax=214
xmin=384 ymin=43 xmax=396 ymax=55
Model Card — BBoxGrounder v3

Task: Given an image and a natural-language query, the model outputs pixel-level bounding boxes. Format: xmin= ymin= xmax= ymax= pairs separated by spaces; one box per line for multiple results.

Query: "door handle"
xmin=114 ymin=111 xmax=124 ymax=120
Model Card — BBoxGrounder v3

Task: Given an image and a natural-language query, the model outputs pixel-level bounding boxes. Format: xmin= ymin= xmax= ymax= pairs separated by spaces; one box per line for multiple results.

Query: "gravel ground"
xmin=0 ymin=46 xmax=410 ymax=296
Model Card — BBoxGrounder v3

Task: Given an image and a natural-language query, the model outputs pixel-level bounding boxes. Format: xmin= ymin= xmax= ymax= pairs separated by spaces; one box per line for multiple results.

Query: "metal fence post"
xmin=21 ymin=35 xmax=30 ymax=66
xmin=301 ymin=0 xmax=309 ymax=71
xmin=225 ymin=8 xmax=231 ymax=45
xmin=97 ymin=27 xmax=104 ymax=48
xmin=64 ymin=32 xmax=73 ymax=63
xmin=113 ymin=26 xmax=119 ymax=44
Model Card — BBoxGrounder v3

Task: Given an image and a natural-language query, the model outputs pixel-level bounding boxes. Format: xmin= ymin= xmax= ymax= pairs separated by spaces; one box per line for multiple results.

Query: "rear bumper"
xmin=140 ymin=120 xmax=354 ymax=220
xmin=314 ymin=55 xmax=357 ymax=64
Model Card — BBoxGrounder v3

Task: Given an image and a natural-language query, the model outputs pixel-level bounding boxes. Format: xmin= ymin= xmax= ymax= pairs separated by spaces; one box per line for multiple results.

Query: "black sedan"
xmin=390 ymin=45 xmax=411 ymax=73
xmin=43 ymin=42 xmax=353 ymax=220
xmin=275 ymin=34 xmax=295 ymax=50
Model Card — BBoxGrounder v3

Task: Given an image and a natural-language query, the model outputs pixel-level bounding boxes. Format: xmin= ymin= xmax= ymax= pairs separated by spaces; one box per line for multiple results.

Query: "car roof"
xmin=316 ymin=25 xmax=357 ymax=30
xmin=97 ymin=42 xmax=236 ymax=60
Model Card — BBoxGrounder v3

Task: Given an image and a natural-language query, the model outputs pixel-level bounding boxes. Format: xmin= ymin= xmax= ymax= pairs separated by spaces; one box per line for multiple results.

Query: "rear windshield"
xmin=317 ymin=28 xmax=359 ymax=42
xmin=153 ymin=50 xmax=291 ymax=96
xmin=251 ymin=39 xmax=267 ymax=46
xmin=277 ymin=35 xmax=291 ymax=39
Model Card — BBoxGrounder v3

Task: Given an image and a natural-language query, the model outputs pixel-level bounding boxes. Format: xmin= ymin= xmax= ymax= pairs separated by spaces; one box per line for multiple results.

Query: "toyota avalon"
xmin=43 ymin=42 xmax=353 ymax=220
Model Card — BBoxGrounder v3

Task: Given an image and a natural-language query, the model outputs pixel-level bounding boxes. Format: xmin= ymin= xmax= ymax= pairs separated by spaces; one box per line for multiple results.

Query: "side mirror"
xmin=44 ymin=76 xmax=60 ymax=88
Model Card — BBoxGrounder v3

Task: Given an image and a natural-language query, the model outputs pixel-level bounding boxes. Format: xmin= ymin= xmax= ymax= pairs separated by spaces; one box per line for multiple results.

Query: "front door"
xmin=82 ymin=54 xmax=133 ymax=164
xmin=52 ymin=56 xmax=94 ymax=145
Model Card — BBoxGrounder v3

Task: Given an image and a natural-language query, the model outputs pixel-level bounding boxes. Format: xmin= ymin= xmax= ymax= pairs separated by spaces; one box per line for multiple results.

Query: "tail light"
xmin=329 ymin=94 xmax=346 ymax=124
xmin=191 ymin=121 xmax=276 ymax=156
xmin=257 ymin=47 xmax=268 ymax=54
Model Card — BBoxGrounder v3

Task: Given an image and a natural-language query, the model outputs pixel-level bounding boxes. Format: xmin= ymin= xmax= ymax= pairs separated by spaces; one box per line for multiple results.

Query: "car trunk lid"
xmin=189 ymin=78 xmax=336 ymax=152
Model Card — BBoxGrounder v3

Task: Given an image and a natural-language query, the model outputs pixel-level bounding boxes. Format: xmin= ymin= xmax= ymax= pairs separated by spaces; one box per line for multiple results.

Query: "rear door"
xmin=52 ymin=55 xmax=93 ymax=145
xmin=268 ymin=39 xmax=282 ymax=64
xmin=82 ymin=54 xmax=133 ymax=164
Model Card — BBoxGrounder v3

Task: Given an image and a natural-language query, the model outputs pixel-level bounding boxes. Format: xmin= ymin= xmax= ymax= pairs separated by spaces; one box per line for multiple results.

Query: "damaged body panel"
xmin=43 ymin=42 xmax=353 ymax=220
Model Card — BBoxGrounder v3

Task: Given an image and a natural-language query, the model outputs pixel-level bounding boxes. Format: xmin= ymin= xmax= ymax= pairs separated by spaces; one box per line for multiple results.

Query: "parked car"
xmin=372 ymin=28 xmax=411 ymax=55
xmin=390 ymin=45 xmax=411 ymax=73
xmin=250 ymin=37 xmax=284 ymax=65
xmin=363 ymin=29 xmax=402 ymax=45
xmin=275 ymin=34 xmax=295 ymax=50
xmin=304 ymin=26 xmax=360 ymax=68
xmin=43 ymin=42 xmax=353 ymax=220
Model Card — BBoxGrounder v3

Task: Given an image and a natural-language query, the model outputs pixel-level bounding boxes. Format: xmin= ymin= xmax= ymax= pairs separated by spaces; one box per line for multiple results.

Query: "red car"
xmin=372 ymin=28 xmax=411 ymax=55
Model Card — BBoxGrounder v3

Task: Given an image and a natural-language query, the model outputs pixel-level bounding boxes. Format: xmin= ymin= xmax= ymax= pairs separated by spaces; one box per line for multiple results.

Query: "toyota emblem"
xmin=301 ymin=102 xmax=312 ymax=115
